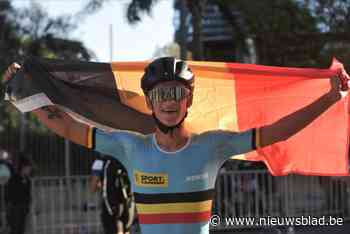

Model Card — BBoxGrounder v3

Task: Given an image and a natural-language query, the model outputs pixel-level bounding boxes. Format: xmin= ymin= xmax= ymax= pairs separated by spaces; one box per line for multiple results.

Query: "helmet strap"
xmin=152 ymin=112 xmax=187 ymax=134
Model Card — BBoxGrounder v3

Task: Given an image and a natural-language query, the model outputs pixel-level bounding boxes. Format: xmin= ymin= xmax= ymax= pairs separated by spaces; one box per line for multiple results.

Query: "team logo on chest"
xmin=134 ymin=170 xmax=169 ymax=187
xmin=185 ymin=172 xmax=209 ymax=182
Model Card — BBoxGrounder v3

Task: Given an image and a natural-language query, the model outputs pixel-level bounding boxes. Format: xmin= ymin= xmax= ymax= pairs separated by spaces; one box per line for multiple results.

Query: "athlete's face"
xmin=146 ymin=81 xmax=192 ymax=127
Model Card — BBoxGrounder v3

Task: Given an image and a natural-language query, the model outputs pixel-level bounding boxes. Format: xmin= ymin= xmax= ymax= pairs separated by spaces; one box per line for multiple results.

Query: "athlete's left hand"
xmin=330 ymin=67 xmax=350 ymax=99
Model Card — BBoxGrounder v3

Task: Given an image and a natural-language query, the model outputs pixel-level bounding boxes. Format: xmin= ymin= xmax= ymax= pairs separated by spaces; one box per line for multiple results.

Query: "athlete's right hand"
xmin=2 ymin=63 xmax=21 ymax=84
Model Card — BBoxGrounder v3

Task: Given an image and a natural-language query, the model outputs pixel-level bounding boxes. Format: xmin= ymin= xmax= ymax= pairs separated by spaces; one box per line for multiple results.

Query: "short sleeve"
xmin=89 ymin=128 xmax=138 ymax=170
xmin=210 ymin=128 xmax=257 ymax=165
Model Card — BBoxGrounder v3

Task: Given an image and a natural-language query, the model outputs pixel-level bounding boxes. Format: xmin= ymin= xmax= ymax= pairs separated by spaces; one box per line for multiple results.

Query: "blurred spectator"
xmin=90 ymin=156 xmax=136 ymax=234
xmin=0 ymin=150 xmax=14 ymax=185
xmin=0 ymin=150 xmax=14 ymax=231
xmin=90 ymin=156 xmax=104 ymax=193
xmin=5 ymin=152 xmax=33 ymax=234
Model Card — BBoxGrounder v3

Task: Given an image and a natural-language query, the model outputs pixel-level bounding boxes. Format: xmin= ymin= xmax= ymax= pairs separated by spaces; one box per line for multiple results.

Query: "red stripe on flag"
xmin=232 ymin=61 xmax=349 ymax=176
xmin=226 ymin=62 xmax=338 ymax=79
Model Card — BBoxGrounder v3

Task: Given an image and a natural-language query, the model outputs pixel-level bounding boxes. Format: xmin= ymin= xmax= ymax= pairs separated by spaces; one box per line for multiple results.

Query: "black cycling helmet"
xmin=141 ymin=57 xmax=194 ymax=94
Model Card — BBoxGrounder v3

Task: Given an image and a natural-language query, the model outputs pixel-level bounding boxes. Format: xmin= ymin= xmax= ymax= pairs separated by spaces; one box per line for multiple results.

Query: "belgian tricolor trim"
xmin=87 ymin=127 xmax=96 ymax=149
xmin=135 ymin=189 xmax=215 ymax=224
xmin=251 ymin=128 xmax=260 ymax=150
xmin=233 ymin=128 xmax=259 ymax=161
xmin=255 ymin=128 xmax=261 ymax=149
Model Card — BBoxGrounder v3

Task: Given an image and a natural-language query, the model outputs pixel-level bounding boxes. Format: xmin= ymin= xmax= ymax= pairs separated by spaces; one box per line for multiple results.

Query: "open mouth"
xmin=161 ymin=109 xmax=178 ymax=114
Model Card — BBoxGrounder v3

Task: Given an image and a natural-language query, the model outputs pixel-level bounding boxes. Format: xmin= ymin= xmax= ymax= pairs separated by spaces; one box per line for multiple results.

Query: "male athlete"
xmin=3 ymin=57 xmax=349 ymax=234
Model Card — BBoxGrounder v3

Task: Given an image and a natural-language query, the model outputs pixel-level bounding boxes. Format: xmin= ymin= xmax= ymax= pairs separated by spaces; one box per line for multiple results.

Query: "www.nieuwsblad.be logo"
xmin=209 ymin=215 xmax=344 ymax=227
xmin=134 ymin=170 xmax=169 ymax=187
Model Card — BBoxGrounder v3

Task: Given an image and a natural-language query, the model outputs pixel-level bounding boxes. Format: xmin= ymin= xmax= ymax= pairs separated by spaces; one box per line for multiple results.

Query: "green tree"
xmin=0 ymin=1 xmax=21 ymax=71
xmin=309 ymin=0 xmax=350 ymax=67
xmin=17 ymin=2 xmax=92 ymax=60
xmin=79 ymin=0 xmax=158 ymax=23
xmin=214 ymin=0 xmax=320 ymax=66
xmin=206 ymin=0 xmax=350 ymax=67
xmin=0 ymin=1 xmax=94 ymax=131
xmin=186 ymin=0 xmax=207 ymax=60
xmin=0 ymin=1 xmax=25 ymax=132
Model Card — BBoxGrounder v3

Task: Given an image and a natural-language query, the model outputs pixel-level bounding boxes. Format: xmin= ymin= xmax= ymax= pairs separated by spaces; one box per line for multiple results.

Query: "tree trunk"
xmin=179 ymin=0 xmax=188 ymax=60
xmin=188 ymin=0 xmax=206 ymax=61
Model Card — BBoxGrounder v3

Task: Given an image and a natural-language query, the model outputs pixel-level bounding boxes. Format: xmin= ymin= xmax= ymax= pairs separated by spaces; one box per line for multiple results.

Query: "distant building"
xmin=174 ymin=2 xmax=256 ymax=63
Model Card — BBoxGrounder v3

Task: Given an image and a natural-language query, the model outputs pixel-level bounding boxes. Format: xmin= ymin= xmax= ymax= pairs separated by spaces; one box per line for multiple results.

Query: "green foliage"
xmin=16 ymin=2 xmax=92 ymax=61
xmin=0 ymin=0 xmax=94 ymax=132
xmin=126 ymin=0 xmax=159 ymax=24
xmin=214 ymin=0 xmax=318 ymax=66
xmin=81 ymin=0 xmax=350 ymax=67
xmin=313 ymin=0 xmax=350 ymax=32
xmin=210 ymin=0 xmax=350 ymax=68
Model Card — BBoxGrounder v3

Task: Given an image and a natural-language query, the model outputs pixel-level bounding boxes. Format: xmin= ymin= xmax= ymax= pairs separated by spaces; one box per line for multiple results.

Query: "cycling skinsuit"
xmin=91 ymin=128 xmax=256 ymax=234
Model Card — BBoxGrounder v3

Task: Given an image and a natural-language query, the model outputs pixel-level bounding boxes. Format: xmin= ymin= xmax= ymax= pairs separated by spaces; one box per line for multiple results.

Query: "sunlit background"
xmin=12 ymin=0 xmax=175 ymax=61
xmin=1 ymin=1 xmax=350 ymax=234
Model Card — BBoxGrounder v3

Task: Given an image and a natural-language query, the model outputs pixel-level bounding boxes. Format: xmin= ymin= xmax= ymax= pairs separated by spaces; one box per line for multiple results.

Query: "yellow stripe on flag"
xmin=110 ymin=62 xmax=150 ymax=114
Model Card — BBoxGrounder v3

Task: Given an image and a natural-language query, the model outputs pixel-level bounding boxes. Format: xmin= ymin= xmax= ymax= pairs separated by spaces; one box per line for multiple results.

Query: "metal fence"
xmin=0 ymin=127 xmax=98 ymax=176
xmin=30 ymin=176 xmax=102 ymax=234
xmin=2 ymin=170 xmax=350 ymax=233
xmin=212 ymin=170 xmax=350 ymax=231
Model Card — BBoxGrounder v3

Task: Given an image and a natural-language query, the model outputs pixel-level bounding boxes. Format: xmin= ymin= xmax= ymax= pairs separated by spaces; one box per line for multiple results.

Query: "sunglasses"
xmin=148 ymin=86 xmax=190 ymax=103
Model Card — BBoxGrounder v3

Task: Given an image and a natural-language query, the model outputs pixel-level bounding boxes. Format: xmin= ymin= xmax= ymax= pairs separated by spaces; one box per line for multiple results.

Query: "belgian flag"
xmin=4 ymin=57 xmax=349 ymax=176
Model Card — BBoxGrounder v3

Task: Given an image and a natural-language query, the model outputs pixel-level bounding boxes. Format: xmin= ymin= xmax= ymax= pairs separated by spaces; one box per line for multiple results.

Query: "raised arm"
xmin=32 ymin=106 xmax=92 ymax=147
xmin=258 ymin=71 xmax=349 ymax=148
xmin=3 ymin=63 xmax=92 ymax=148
